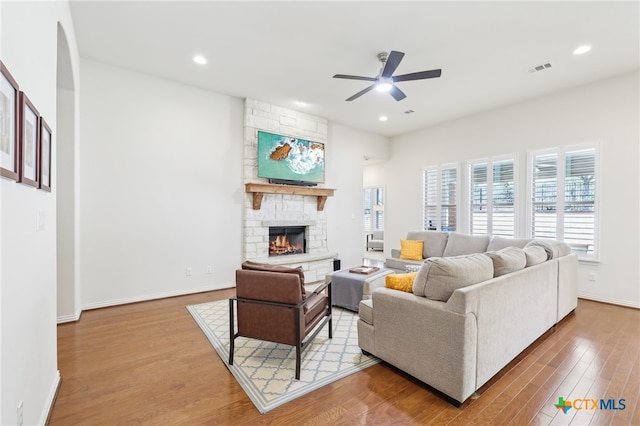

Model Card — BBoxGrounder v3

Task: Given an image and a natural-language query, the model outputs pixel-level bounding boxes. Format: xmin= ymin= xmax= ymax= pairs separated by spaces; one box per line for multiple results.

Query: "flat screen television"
xmin=257 ymin=130 xmax=325 ymax=186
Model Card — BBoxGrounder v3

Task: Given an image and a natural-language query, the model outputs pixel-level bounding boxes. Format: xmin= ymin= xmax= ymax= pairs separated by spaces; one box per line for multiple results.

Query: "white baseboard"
xmin=39 ymin=370 xmax=61 ymax=426
xmin=80 ymin=283 xmax=235 ymax=312
xmin=57 ymin=312 xmax=81 ymax=324
xmin=578 ymin=292 xmax=640 ymax=309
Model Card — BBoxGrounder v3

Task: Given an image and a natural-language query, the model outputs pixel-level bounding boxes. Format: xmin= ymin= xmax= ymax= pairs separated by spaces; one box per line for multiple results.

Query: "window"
xmin=364 ymin=186 xmax=384 ymax=231
xmin=469 ymin=156 xmax=517 ymax=237
xmin=423 ymin=164 xmax=458 ymax=231
xmin=529 ymin=143 xmax=598 ymax=259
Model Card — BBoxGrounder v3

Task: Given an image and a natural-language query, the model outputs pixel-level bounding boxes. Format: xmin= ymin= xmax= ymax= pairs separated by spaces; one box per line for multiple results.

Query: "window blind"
xmin=530 ymin=145 xmax=597 ymax=258
xmin=423 ymin=164 xmax=458 ymax=231
xmin=469 ymin=157 xmax=516 ymax=237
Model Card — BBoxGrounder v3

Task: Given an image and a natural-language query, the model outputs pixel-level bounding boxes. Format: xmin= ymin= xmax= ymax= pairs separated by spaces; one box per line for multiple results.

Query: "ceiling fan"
xmin=333 ymin=51 xmax=442 ymax=102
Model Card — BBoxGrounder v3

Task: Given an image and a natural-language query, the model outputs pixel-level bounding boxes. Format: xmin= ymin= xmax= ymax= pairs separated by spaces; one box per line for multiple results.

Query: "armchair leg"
xmin=295 ymin=344 xmax=301 ymax=380
xmin=229 ymin=299 xmax=235 ymax=366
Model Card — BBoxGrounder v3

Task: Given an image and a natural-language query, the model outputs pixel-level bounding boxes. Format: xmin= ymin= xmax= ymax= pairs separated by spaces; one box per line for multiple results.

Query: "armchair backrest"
xmin=235 ymin=269 xmax=305 ymax=345
xmin=241 ymin=260 xmax=306 ymax=298
xmin=235 ymin=269 xmax=303 ymax=305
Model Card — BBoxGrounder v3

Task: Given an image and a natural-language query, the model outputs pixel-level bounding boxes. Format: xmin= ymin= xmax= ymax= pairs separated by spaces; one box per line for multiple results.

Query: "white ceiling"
xmin=69 ymin=1 xmax=639 ymax=137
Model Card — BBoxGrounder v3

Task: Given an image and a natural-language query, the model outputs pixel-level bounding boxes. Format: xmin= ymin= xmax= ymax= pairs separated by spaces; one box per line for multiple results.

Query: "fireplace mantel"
xmin=245 ymin=183 xmax=336 ymax=211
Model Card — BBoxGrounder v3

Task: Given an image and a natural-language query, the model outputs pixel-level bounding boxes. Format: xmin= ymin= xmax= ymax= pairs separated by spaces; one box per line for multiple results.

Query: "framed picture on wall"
xmin=39 ymin=117 xmax=52 ymax=192
xmin=0 ymin=61 xmax=20 ymax=181
xmin=18 ymin=91 xmax=40 ymax=188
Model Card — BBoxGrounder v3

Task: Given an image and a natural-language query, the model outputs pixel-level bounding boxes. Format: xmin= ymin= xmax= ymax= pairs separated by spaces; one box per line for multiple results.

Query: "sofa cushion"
xmin=485 ymin=247 xmax=527 ymax=277
xmin=413 ymin=253 xmax=494 ymax=302
xmin=241 ymin=260 xmax=306 ymax=297
xmin=406 ymin=231 xmax=449 ymax=258
xmin=385 ymin=272 xmax=417 ymax=293
xmin=400 ymin=239 xmax=424 ymax=261
xmin=525 ymin=239 xmax=572 ymax=260
xmin=523 ymin=246 xmax=548 ymax=267
xmin=486 ymin=236 xmax=532 ymax=251
xmin=442 ymin=233 xmax=491 ymax=257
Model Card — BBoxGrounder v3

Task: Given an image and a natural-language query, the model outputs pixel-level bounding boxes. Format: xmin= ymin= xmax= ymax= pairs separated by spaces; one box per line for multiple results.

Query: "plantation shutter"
xmin=470 ymin=157 xmax=516 ymax=237
xmin=530 ymin=144 xmax=597 ymax=258
xmin=423 ymin=164 xmax=458 ymax=231
xmin=423 ymin=167 xmax=438 ymax=230
xmin=564 ymin=148 xmax=596 ymax=255
xmin=441 ymin=167 xmax=457 ymax=231
xmin=470 ymin=162 xmax=488 ymax=235
xmin=492 ymin=159 xmax=515 ymax=237
xmin=531 ymin=152 xmax=558 ymax=239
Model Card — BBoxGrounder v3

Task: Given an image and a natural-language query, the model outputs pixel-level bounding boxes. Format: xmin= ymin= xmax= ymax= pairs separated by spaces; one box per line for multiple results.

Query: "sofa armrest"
xmin=391 ymin=248 xmax=401 ymax=258
xmin=362 ymin=269 xmax=395 ymax=300
xmin=369 ymin=288 xmax=477 ymax=403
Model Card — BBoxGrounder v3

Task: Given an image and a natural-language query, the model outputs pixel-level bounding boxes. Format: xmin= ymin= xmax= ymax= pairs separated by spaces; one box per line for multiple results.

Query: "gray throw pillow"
xmin=525 ymin=240 xmax=572 ymax=260
xmin=413 ymin=253 xmax=494 ymax=302
xmin=485 ymin=247 xmax=526 ymax=277
xmin=523 ymin=246 xmax=548 ymax=267
xmin=487 ymin=236 xmax=532 ymax=251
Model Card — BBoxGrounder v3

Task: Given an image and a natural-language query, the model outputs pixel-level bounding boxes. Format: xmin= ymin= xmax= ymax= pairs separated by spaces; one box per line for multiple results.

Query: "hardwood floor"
xmin=49 ymin=291 xmax=639 ymax=425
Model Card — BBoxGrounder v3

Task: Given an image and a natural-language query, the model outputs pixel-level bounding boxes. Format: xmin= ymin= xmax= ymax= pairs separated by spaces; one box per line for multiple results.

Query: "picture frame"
xmin=18 ymin=91 xmax=40 ymax=188
xmin=39 ymin=117 xmax=52 ymax=192
xmin=0 ymin=61 xmax=20 ymax=181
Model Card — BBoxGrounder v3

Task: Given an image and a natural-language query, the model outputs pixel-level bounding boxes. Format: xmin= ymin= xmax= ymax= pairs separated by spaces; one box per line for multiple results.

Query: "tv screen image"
xmin=257 ymin=131 xmax=325 ymax=184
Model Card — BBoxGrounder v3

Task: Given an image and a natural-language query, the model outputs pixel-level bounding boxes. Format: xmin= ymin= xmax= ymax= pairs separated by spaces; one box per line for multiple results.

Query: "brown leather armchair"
xmin=229 ymin=261 xmax=332 ymax=379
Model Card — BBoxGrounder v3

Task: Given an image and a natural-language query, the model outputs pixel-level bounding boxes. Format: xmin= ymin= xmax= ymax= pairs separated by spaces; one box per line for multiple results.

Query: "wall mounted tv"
xmin=257 ymin=130 xmax=325 ymax=186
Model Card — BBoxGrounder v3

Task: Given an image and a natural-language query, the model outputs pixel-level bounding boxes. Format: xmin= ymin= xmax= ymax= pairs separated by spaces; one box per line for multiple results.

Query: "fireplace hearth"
xmin=268 ymin=226 xmax=306 ymax=257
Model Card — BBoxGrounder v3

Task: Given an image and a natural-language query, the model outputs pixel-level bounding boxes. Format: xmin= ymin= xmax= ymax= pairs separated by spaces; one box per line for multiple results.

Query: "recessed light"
xmin=193 ymin=55 xmax=207 ymax=65
xmin=295 ymin=100 xmax=309 ymax=107
xmin=573 ymin=45 xmax=592 ymax=56
xmin=379 ymin=115 xmax=388 ymax=122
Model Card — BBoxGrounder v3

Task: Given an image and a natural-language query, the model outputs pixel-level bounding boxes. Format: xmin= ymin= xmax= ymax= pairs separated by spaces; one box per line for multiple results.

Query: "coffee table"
xmin=327 ymin=266 xmax=394 ymax=311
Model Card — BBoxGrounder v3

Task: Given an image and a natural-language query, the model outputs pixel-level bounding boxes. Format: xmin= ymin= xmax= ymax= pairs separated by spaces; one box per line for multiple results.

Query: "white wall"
xmin=380 ymin=72 xmax=639 ymax=308
xmin=79 ymin=60 xmax=244 ymax=308
xmin=78 ymin=60 xmax=391 ymax=306
xmin=326 ymin=123 xmax=389 ymax=267
xmin=0 ymin=1 xmax=80 ymax=424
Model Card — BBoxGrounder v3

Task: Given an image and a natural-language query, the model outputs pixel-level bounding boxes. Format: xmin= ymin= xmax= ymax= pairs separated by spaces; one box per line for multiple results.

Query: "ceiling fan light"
xmin=375 ymin=78 xmax=393 ymax=92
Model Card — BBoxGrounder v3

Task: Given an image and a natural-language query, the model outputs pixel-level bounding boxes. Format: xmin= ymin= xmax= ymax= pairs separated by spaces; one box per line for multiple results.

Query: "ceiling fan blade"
xmin=389 ymin=85 xmax=407 ymax=101
xmin=333 ymin=74 xmax=377 ymax=81
xmin=381 ymin=51 xmax=405 ymax=78
xmin=346 ymin=84 xmax=375 ymax=101
xmin=393 ymin=69 xmax=442 ymax=82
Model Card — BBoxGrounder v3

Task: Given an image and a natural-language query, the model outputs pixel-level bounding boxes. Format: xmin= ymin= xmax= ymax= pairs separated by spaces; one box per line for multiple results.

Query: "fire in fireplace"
xmin=269 ymin=226 xmax=306 ymax=256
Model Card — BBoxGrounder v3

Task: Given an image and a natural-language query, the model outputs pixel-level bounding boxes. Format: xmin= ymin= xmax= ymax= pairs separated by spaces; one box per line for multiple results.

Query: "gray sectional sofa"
xmin=358 ymin=231 xmax=578 ymax=405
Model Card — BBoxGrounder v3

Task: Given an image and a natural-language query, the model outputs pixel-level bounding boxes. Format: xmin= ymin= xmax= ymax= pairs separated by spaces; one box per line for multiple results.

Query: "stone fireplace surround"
xmin=242 ymin=99 xmax=336 ymax=283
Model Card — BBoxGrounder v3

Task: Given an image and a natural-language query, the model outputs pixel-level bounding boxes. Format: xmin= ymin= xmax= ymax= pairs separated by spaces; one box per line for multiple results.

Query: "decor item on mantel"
xmin=245 ymin=182 xmax=335 ymax=211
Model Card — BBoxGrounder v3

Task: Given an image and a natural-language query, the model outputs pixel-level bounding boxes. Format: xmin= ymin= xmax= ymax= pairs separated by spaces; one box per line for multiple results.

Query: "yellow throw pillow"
xmin=400 ymin=239 xmax=424 ymax=261
xmin=385 ymin=272 xmax=418 ymax=293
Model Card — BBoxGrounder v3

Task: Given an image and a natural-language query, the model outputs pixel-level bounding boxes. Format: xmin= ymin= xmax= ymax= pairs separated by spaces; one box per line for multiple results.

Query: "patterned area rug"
xmin=187 ymin=299 xmax=379 ymax=413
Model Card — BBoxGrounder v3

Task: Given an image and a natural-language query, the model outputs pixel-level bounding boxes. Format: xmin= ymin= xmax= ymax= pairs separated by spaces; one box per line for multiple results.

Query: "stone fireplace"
xmin=242 ymin=99 xmax=336 ymax=283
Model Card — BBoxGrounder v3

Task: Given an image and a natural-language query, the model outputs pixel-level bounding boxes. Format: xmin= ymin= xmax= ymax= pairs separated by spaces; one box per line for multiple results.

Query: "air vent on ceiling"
xmin=529 ymin=62 xmax=553 ymax=74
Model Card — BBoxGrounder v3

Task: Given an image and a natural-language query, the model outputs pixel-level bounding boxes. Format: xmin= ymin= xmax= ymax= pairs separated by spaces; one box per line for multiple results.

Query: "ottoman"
xmin=326 ymin=267 xmax=394 ymax=311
